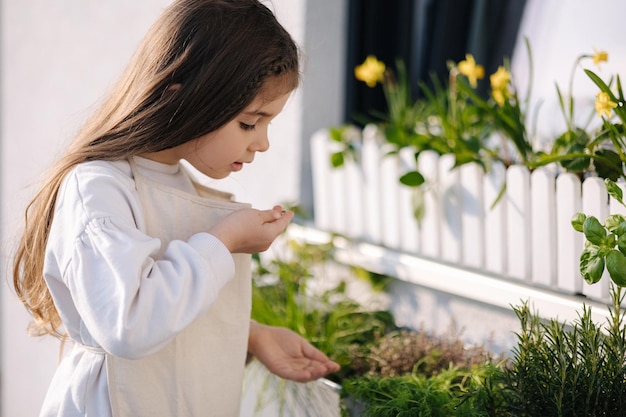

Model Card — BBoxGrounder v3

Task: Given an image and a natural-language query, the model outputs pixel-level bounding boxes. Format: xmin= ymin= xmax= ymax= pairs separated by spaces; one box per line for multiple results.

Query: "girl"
xmin=12 ymin=0 xmax=339 ymax=416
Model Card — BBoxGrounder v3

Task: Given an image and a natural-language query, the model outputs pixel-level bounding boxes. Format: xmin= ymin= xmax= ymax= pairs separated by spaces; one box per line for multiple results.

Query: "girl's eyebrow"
xmin=242 ymin=109 xmax=272 ymax=117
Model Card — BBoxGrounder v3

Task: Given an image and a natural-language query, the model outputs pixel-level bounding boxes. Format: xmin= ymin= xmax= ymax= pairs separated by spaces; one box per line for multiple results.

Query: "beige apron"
xmin=106 ymin=158 xmax=252 ymax=416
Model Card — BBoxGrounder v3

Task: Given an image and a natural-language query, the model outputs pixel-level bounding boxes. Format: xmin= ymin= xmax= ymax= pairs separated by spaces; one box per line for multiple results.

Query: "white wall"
xmin=0 ymin=1 xmax=349 ymax=416
xmin=1 ymin=2 xmax=172 ymax=415
xmin=511 ymin=0 xmax=626 ymax=149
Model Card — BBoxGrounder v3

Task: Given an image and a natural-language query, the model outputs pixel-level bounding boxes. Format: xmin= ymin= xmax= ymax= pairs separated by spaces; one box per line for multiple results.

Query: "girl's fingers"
xmin=260 ymin=207 xmax=293 ymax=224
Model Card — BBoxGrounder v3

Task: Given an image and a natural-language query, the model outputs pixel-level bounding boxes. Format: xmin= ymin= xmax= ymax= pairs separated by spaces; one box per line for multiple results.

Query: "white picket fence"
xmin=310 ymin=125 xmax=626 ymax=306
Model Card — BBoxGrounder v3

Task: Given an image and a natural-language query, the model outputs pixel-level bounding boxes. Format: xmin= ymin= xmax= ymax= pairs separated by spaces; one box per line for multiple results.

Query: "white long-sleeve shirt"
xmin=40 ymin=157 xmax=236 ymax=417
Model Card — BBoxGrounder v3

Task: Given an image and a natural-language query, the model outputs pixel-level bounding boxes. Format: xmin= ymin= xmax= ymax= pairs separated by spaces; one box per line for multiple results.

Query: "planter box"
xmin=311 ymin=126 xmax=626 ymax=305
xmin=241 ymin=360 xmax=341 ymax=417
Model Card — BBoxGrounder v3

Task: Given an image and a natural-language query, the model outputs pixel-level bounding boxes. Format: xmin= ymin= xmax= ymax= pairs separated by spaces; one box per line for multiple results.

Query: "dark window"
xmin=344 ymin=0 xmax=527 ymax=124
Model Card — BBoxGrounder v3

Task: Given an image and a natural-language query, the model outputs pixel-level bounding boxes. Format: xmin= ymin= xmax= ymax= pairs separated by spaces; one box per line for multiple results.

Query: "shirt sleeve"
xmin=45 ymin=161 xmax=235 ymax=359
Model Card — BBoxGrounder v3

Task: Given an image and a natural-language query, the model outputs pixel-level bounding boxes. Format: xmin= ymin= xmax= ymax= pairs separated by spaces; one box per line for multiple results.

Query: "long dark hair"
xmin=13 ymin=0 xmax=300 ymax=338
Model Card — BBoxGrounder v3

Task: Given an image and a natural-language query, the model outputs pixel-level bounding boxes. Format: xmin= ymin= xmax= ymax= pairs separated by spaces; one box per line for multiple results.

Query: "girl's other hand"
xmin=248 ymin=322 xmax=340 ymax=383
xmin=209 ymin=205 xmax=293 ymax=253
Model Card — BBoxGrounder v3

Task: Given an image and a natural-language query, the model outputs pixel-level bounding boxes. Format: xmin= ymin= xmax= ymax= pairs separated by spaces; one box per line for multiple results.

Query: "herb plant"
xmin=250 ymin=238 xmax=396 ymax=380
xmin=340 ymin=363 xmax=506 ymax=417
xmin=500 ymin=287 xmax=626 ymax=416
xmin=572 ymin=178 xmax=626 ymax=286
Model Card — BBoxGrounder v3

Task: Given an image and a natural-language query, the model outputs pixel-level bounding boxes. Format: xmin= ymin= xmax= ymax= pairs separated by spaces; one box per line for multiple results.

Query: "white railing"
xmin=310 ymin=125 xmax=626 ymax=307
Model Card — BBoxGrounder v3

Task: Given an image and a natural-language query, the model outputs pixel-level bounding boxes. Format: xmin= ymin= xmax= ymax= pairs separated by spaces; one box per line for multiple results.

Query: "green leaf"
xmin=330 ymin=151 xmax=344 ymax=168
xmin=585 ymin=69 xmax=615 ymax=98
xmin=617 ymin=233 xmax=626 ymax=256
xmin=583 ymin=216 xmax=607 ymax=245
xmin=604 ymin=214 xmax=626 ymax=232
xmin=606 ymin=250 xmax=626 ymax=286
xmin=615 ymin=220 xmax=626 ymax=236
xmin=605 ymin=178 xmax=625 ymax=206
xmin=328 ymin=126 xmax=344 ymax=142
xmin=580 ymin=247 xmax=605 ymax=284
xmin=594 ymin=149 xmax=623 ymax=181
xmin=607 ymin=233 xmax=617 ymax=248
xmin=556 ymin=132 xmax=591 ymax=172
xmin=571 ymin=212 xmax=587 ymax=232
xmin=399 ymin=170 xmax=425 ymax=187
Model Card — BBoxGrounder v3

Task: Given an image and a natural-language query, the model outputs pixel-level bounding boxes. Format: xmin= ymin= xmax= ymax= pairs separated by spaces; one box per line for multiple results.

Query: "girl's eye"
xmin=239 ymin=122 xmax=256 ymax=131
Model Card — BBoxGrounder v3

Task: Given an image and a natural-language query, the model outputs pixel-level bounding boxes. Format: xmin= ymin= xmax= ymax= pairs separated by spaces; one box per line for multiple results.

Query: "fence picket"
xmin=398 ymin=147 xmax=420 ymax=253
xmin=439 ymin=154 xmax=462 ymax=263
xmin=310 ymin=130 xmax=335 ymax=232
xmin=327 ymin=152 xmax=348 ymax=235
xmin=556 ymin=173 xmax=583 ymax=294
xmin=531 ymin=167 xmax=557 ymax=287
xmin=506 ymin=165 xmax=531 ymax=281
xmin=344 ymin=154 xmax=365 ymax=239
xmin=484 ymin=162 xmax=507 ymax=275
xmin=417 ymin=151 xmax=441 ymax=258
xmin=460 ymin=163 xmax=485 ymax=268
xmin=361 ymin=127 xmax=382 ymax=243
xmin=380 ymin=145 xmax=401 ymax=249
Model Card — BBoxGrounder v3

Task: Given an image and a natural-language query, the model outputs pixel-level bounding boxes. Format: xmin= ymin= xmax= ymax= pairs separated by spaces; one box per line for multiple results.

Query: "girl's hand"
xmin=209 ymin=205 xmax=293 ymax=253
xmin=247 ymin=322 xmax=340 ymax=383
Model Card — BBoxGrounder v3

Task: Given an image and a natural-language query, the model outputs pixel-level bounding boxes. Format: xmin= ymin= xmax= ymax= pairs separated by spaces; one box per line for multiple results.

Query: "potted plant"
xmin=338 ymin=327 xmax=506 ymax=416
xmin=333 ymin=42 xmax=622 ymax=187
xmin=310 ymin=44 xmax=626 ymax=302
xmin=244 ymin=223 xmax=626 ymax=416
xmin=245 ymin=230 xmax=511 ymax=416
xmin=243 ymin=234 xmax=395 ymax=416
xmin=497 ymin=287 xmax=626 ymax=416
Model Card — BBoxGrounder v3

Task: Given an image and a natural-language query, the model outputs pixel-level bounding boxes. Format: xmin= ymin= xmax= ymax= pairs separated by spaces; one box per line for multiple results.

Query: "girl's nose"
xmin=250 ymin=131 xmax=270 ymax=152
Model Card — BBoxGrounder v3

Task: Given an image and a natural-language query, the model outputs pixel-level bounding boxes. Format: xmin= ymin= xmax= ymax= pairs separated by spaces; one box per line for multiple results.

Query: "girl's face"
xmin=144 ymin=83 xmax=292 ymax=179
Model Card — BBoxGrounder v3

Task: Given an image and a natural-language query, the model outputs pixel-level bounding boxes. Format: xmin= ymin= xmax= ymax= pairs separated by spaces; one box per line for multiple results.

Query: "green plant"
xmin=331 ymin=44 xmax=626 ymax=192
xmin=250 ymin=230 xmax=626 ymax=417
xmin=452 ymin=42 xmax=534 ymax=167
xmin=571 ymin=178 xmax=626 ymax=286
xmin=248 ymin=236 xmax=397 ymax=416
xmin=500 ymin=287 xmax=626 ymax=416
xmin=337 ymin=325 xmax=504 ymax=416
xmin=525 ymin=49 xmax=626 ymax=182
xmin=251 ymin=237 xmax=396 ymax=380
xmin=250 ymin=234 xmax=512 ymax=415
xmin=355 ymin=328 xmax=496 ymax=379
xmin=583 ymin=68 xmax=626 ymax=179
xmin=340 ymin=363 xmax=506 ymax=417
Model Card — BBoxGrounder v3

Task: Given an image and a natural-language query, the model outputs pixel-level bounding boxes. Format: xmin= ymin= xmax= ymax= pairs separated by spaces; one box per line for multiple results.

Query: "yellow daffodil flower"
xmin=355 ymin=55 xmax=386 ymax=87
xmin=592 ymin=49 xmax=608 ymax=66
xmin=489 ymin=66 xmax=510 ymax=90
xmin=489 ymin=66 xmax=511 ymax=106
xmin=457 ymin=54 xmax=485 ymax=88
xmin=491 ymin=87 xmax=510 ymax=107
xmin=595 ymin=91 xmax=617 ymax=118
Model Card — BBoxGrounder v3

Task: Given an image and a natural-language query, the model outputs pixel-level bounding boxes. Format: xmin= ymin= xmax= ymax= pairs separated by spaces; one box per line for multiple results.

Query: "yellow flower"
xmin=595 ymin=91 xmax=617 ymax=118
xmin=489 ymin=66 xmax=511 ymax=106
xmin=457 ymin=54 xmax=485 ymax=88
xmin=355 ymin=55 xmax=386 ymax=87
xmin=489 ymin=66 xmax=510 ymax=90
xmin=592 ymin=49 xmax=608 ymax=66
xmin=491 ymin=88 xmax=510 ymax=107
